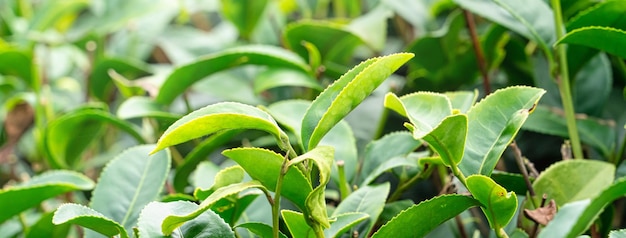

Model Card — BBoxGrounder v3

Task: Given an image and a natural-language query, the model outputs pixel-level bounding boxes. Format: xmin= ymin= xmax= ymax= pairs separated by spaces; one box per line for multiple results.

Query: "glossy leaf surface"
xmin=458 ymin=86 xmax=545 ymax=176
xmin=53 ymin=204 xmax=128 ymax=238
xmin=466 ymin=175 xmax=518 ymax=230
xmin=372 ymin=195 xmax=480 ymax=238
xmin=301 ymin=53 xmax=413 ymax=150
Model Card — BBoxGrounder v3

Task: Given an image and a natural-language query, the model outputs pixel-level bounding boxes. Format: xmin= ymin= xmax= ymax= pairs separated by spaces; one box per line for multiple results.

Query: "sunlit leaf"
xmin=53 ymin=204 xmax=128 ymax=238
xmin=466 ymin=175 xmax=518 ymax=230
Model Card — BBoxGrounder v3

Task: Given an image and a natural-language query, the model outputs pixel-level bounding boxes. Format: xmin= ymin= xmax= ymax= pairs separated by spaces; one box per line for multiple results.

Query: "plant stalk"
xmin=550 ymin=0 xmax=584 ymax=159
xmin=272 ymin=154 xmax=290 ymax=238
xmin=463 ymin=9 xmax=491 ymax=95
xmin=510 ymin=142 xmax=537 ymax=207
xmin=388 ymin=164 xmax=435 ymax=202
xmin=337 ymin=160 xmax=351 ymax=200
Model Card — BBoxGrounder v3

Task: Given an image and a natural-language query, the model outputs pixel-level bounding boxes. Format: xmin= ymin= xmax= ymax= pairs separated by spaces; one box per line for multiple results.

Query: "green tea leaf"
xmin=539 ymin=177 xmax=626 ymax=238
xmin=281 ymin=210 xmax=315 ymax=238
xmin=360 ymin=156 xmax=419 ymax=187
xmin=458 ymin=86 xmax=545 ymax=176
xmin=53 ymin=204 xmax=128 ymax=238
xmin=384 ymin=92 xmax=453 ymax=139
xmin=89 ymin=58 xmax=151 ymax=102
xmin=155 ymin=45 xmax=310 ymax=105
xmin=324 ymin=213 xmax=370 ymax=238
xmin=445 ymin=90 xmax=478 ymax=113
xmin=557 ymin=26 xmax=626 ymax=59
xmin=289 ymin=146 xmax=335 ymax=228
xmin=89 ymin=145 xmax=171 ymax=235
xmin=45 ymin=105 xmax=146 ymax=169
xmin=0 ymin=171 xmax=94 ymax=223
xmin=332 ymin=183 xmax=390 ymax=237
xmin=28 ymin=0 xmax=88 ymax=31
xmin=372 ymin=194 xmax=480 ymax=238
xmin=253 ymin=68 xmax=322 ymax=94
xmin=223 ymin=147 xmax=311 ymax=209
xmin=235 ymin=222 xmax=288 ymax=238
xmin=25 ymin=211 xmax=70 ymax=238
xmin=136 ymin=201 xmax=235 ymax=238
xmin=491 ymin=171 xmax=532 ymax=195
xmin=220 ymin=0 xmax=268 ymax=40
xmin=466 ymin=175 xmax=518 ymax=230
xmin=422 ymin=114 xmax=467 ymax=167
xmin=152 ymin=102 xmax=289 ymax=154
xmin=531 ymin=160 xmax=614 ymax=207
xmin=162 ymin=181 xmax=266 ymax=235
xmin=194 ymin=165 xmax=245 ymax=201
xmin=301 ymin=53 xmax=413 ymax=150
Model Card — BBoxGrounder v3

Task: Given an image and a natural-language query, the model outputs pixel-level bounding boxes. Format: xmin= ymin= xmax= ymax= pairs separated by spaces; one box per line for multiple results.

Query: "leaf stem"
xmin=462 ymin=9 xmax=491 ymax=95
xmin=495 ymin=227 xmax=509 ymax=238
xmin=451 ymin=164 xmax=467 ymax=187
xmin=337 ymin=160 xmax=351 ymax=200
xmin=272 ymin=153 xmax=290 ymax=238
xmin=550 ymin=0 xmax=584 ymax=159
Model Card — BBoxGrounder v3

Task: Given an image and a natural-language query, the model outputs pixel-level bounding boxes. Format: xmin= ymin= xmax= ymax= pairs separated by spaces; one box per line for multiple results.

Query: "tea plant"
xmin=1 ymin=0 xmax=625 ymax=237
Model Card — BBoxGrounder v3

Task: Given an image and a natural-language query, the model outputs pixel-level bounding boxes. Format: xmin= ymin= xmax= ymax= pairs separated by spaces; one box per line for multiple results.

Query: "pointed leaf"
xmin=557 ymin=26 xmax=626 ymax=59
xmin=333 ymin=183 xmax=390 ymax=237
xmin=384 ymin=92 xmax=453 ymax=139
xmin=539 ymin=177 xmax=626 ymax=238
xmin=289 ymin=146 xmax=335 ymax=229
xmin=531 ymin=160 xmax=614 ymax=207
xmin=301 ymin=53 xmax=413 ymax=150
xmin=156 ymin=45 xmax=310 ymax=104
xmin=136 ymin=201 xmax=235 ymax=238
xmin=223 ymin=147 xmax=312 ymax=209
xmin=89 ymin=58 xmax=151 ymax=101
xmin=152 ymin=102 xmax=289 ymax=153
xmin=89 ymin=145 xmax=171 ymax=234
xmin=372 ymin=194 xmax=480 ymax=238
xmin=0 ymin=171 xmax=94 ymax=223
xmin=162 ymin=181 xmax=266 ymax=235
xmin=45 ymin=106 xmax=146 ymax=169
xmin=53 ymin=204 xmax=129 ymax=238
xmin=466 ymin=175 xmax=518 ymax=230
xmin=458 ymin=86 xmax=545 ymax=176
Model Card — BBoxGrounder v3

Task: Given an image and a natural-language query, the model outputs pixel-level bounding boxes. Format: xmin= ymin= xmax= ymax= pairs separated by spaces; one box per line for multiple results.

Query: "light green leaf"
xmin=89 ymin=145 xmax=171 ymax=235
xmin=116 ymin=96 xmax=180 ymax=121
xmin=222 ymin=148 xmax=312 ymax=209
xmin=466 ymin=175 xmax=518 ymax=230
xmin=173 ymin=130 xmax=240 ymax=192
xmin=155 ymin=45 xmax=310 ymax=105
xmin=384 ymin=92 xmax=453 ymax=139
xmin=539 ymin=177 xmax=626 ymax=238
xmin=346 ymin=5 xmax=391 ymax=51
xmin=136 ymin=201 xmax=234 ymax=238
xmin=45 ymin=105 xmax=146 ymax=169
xmin=531 ymin=160 xmax=615 ymax=207
xmin=445 ymin=90 xmax=478 ymax=113
xmin=332 ymin=183 xmax=390 ymax=237
xmin=220 ymin=0 xmax=268 ymax=40
xmin=28 ymin=0 xmax=88 ymax=31
xmin=254 ymin=68 xmax=322 ymax=94
xmin=162 ymin=181 xmax=266 ymax=235
xmin=194 ymin=165 xmax=245 ymax=201
xmin=0 ymin=171 xmax=94 ymax=223
xmin=360 ymin=156 xmax=419 ymax=187
xmin=235 ymin=223 xmax=288 ymax=238
xmin=289 ymin=146 xmax=335 ymax=229
xmin=557 ymin=26 xmax=626 ymax=59
xmin=266 ymin=100 xmax=358 ymax=184
xmin=609 ymin=229 xmax=626 ymax=238
xmin=458 ymin=86 xmax=545 ymax=176
xmin=452 ymin=0 xmax=555 ymax=47
xmin=359 ymin=131 xmax=422 ymax=186
xmin=372 ymin=194 xmax=480 ymax=238
xmin=422 ymin=114 xmax=468 ymax=167
xmin=53 ymin=204 xmax=128 ymax=238
xmin=324 ymin=213 xmax=370 ymax=238
xmin=152 ymin=102 xmax=289 ymax=154
xmin=301 ymin=53 xmax=414 ymax=150
xmin=281 ymin=210 xmax=315 ymax=238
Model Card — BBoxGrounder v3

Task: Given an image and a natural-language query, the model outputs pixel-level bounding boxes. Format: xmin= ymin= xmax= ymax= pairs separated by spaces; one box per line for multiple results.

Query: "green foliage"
xmin=1 ymin=0 xmax=625 ymax=237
